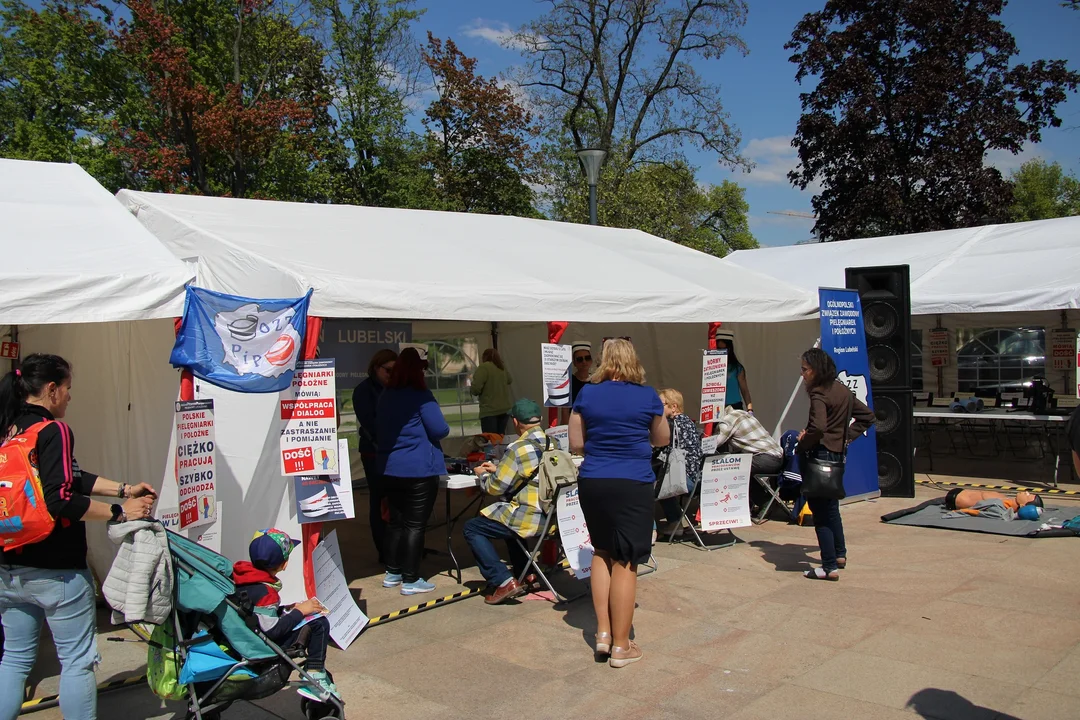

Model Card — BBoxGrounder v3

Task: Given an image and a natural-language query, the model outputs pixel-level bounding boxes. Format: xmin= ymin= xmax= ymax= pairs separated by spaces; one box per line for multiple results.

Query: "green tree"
xmin=1009 ymin=159 xmax=1080 ymax=221
xmin=787 ymin=0 xmax=1080 ymax=241
xmin=421 ymin=34 xmax=538 ymax=216
xmin=543 ymin=142 xmax=755 ymax=255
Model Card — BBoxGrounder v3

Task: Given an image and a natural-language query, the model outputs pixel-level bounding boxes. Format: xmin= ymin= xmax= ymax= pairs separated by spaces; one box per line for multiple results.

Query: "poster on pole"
xmin=293 ymin=439 xmax=355 ymax=524
xmin=699 ymin=350 xmax=729 ymax=423
xmin=1051 ymin=329 xmax=1075 ymax=371
xmin=556 ymin=486 xmax=592 ymax=579
xmin=699 ymin=454 xmax=752 ymax=531
xmin=928 ymin=328 xmax=950 ymax=367
xmin=312 ymin=530 xmax=368 ymax=650
xmin=280 ymin=359 xmax=338 ymax=476
xmin=175 ymin=399 xmax=217 ymax=530
xmin=158 ymin=503 xmax=223 ymax=553
xmin=818 ymin=287 xmax=879 ymax=500
xmin=541 ymin=343 xmax=573 ymax=408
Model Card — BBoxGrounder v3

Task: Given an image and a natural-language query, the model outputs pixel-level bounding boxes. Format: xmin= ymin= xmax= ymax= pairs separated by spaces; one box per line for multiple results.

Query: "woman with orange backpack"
xmin=0 ymin=354 xmax=156 ymax=720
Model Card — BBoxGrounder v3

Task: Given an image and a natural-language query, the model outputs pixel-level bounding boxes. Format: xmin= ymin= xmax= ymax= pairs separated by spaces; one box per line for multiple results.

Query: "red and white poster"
xmin=0 ymin=341 xmax=19 ymax=359
xmin=556 ymin=486 xmax=592 ymax=579
xmin=699 ymin=349 xmax=729 ymax=423
xmin=175 ymin=399 xmax=216 ymax=530
xmin=928 ymin=328 xmax=950 ymax=367
xmin=699 ymin=453 xmax=752 ymax=532
xmin=1051 ymin=329 xmax=1075 ymax=371
xmin=280 ymin=358 xmax=338 ymax=476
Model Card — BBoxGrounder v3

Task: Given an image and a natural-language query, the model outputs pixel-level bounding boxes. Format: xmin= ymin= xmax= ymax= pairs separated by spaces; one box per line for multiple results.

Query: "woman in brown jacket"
xmin=795 ymin=348 xmax=876 ymax=581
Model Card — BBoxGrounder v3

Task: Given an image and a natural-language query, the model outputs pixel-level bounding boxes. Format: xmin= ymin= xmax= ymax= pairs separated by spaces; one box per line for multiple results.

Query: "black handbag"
xmin=800 ymin=397 xmax=853 ymax=500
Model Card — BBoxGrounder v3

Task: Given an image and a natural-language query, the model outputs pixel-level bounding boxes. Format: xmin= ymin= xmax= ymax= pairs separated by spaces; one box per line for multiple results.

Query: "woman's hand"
xmin=126 ymin=483 xmax=157 ymax=499
xmin=121 ymin=496 xmax=154 ymax=521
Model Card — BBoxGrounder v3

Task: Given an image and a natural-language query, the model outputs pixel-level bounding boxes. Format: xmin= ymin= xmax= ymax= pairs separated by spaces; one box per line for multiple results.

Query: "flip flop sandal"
xmin=836 ymin=557 xmax=847 ymax=569
xmin=804 ymin=568 xmax=839 ymax=581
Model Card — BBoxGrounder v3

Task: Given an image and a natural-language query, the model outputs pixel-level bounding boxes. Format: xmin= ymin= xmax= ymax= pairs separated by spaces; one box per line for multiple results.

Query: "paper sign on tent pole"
xmin=175 ymin=399 xmax=216 ymax=531
xmin=279 ymin=359 xmax=338 ymax=476
xmin=699 ymin=350 xmax=728 ymax=423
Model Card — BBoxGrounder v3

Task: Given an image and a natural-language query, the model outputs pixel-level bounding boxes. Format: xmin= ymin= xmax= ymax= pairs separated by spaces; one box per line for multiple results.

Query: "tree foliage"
xmin=787 ymin=0 xmax=1080 ymax=241
xmin=1009 ymin=158 xmax=1080 ymax=222
xmin=421 ymin=33 xmax=537 ymax=215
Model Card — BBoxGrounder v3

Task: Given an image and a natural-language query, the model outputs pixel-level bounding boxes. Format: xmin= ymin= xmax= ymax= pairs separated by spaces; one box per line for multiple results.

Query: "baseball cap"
xmin=510 ymin=398 xmax=544 ymax=424
xmin=249 ymin=528 xmax=301 ymax=570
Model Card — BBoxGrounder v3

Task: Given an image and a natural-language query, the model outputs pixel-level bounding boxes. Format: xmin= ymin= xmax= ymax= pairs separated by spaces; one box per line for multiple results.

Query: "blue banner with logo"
xmin=818 ymin=288 xmax=880 ymax=499
xmin=171 ymin=287 xmax=313 ymax=393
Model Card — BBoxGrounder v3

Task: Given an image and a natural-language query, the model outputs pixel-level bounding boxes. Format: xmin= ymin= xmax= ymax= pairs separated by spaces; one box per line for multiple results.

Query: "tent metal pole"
xmin=773 ymin=337 xmax=820 ymax=439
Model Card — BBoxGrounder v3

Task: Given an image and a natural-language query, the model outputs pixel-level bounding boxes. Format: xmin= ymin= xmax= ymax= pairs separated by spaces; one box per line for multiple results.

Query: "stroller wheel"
xmin=302 ymin=697 xmax=342 ymax=719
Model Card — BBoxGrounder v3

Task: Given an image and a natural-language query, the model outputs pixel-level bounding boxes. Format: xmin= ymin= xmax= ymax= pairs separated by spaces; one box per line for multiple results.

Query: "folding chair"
xmin=513 ymin=487 xmax=587 ymax=604
xmin=667 ymin=472 xmax=738 ymax=551
xmin=751 ymin=473 xmax=787 ymax=524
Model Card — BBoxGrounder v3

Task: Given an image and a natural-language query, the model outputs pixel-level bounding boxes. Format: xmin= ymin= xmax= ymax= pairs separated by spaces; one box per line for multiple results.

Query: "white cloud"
xmin=985 ymin=141 xmax=1047 ymax=175
xmin=462 ymin=20 xmax=528 ymax=50
xmin=739 ymin=135 xmax=799 ymax=185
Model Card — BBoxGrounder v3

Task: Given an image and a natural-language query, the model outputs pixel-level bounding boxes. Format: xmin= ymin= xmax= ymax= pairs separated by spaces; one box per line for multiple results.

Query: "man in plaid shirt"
xmin=463 ymin=398 xmax=548 ymax=605
xmin=711 ymin=405 xmax=784 ymax=511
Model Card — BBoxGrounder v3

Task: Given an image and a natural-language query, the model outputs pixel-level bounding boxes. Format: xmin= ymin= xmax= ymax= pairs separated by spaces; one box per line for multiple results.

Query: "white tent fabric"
xmin=723 ymin=217 xmax=1080 ymax=316
xmin=117 ymin=190 xmax=817 ymax=323
xmin=0 ymin=160 xmax=193 ymax=323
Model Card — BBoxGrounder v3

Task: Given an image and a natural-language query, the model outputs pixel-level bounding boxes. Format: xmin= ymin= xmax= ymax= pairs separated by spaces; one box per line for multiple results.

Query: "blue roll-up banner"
xmin=818 ymin=288 xmax=880 ymax=501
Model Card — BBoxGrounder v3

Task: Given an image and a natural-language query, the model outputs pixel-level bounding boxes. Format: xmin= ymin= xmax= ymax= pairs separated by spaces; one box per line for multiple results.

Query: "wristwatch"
xmin=117 ymin=483 xmax=127 ymax=499
xmin=110 ymin=504 xmax=126 ymax=523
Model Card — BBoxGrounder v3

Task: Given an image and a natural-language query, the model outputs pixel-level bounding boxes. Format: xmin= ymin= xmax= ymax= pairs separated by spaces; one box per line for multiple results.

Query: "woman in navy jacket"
xmin=375 ymin=348 xmax=449 ymax=595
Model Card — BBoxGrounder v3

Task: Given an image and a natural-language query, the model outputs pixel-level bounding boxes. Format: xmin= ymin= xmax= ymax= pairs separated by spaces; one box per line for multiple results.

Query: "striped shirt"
xmin=712 ymin=407 xmax=783 ymax=458
xmin=479 ymin=427 xmax=547 ymax=538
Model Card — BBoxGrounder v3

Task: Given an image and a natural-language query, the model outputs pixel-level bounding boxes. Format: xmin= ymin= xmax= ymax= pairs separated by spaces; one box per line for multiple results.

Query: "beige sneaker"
xmin=609 ymin=641 xmax=643 ymax=668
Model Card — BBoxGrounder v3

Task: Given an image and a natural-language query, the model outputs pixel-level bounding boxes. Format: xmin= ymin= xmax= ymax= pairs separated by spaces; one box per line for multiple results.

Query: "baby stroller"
xmin=123 ymin=529 xmax=345 ymax=720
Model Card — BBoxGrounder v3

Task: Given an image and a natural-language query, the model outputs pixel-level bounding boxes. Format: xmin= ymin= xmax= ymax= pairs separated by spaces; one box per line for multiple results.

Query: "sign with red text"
xmin=699 ymin=453 xmax=752 ymax=531
xmin=159 ymin=502 xmax=223 ymax=553
xmin=928 ymin=328 xmax=950 ymax=367
xmin=1051 ymin=329 xmax=1075 ymax=371
xmin=699 ymin=349 xmax=729 ymax=423
xmin=280 ymin=359 xmax=338 ymax=476
xmin=0 ymin=342 xmax=19 ymax=359
xmin=175 ymin=399 xmax=216 ymax=530
xmin=555 ymin=486 xmax=592 ymax=579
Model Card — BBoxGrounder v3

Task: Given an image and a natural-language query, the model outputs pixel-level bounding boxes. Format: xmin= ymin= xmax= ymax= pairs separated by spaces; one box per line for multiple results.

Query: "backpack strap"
xmin=501 ymin=434 xmax=549 ymax=502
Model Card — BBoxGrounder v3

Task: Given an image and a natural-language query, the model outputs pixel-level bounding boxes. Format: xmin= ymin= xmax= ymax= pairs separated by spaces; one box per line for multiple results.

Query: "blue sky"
xmin=413 ymin=0 xmax=1080 ymax=247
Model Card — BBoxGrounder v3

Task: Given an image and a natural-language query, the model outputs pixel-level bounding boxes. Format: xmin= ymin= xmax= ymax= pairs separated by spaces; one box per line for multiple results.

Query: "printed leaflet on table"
xmin=699 ymin=454 xmax=752 ymax=531
xmin=280 ymin=359 xmax=338 ymax=476
xmin=175 ymin=399 xmax=216 ymax=530
xmin=312 ymin=530 xmax=368 ymax=650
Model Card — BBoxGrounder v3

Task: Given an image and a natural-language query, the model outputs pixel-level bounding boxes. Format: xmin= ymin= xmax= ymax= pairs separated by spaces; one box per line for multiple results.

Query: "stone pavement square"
xmin=19 ymin=486 xmax=1080 ymax=720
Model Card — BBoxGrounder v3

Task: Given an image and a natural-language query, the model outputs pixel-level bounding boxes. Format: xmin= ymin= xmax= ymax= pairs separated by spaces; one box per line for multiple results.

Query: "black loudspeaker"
xmin=845 ymin=265 xmax=912 ymax=391
xmin=870 ymin=390 xmax=914 ymax=497
xmin=846 ymin=264 xmax=914 ymax=497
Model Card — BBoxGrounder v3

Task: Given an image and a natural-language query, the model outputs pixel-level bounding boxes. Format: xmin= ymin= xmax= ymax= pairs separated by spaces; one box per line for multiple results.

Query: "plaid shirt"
xmin=712 ymin=407 xmax=783 ymax=458
xmin=479 ymin=427 xmax=547 ymax=538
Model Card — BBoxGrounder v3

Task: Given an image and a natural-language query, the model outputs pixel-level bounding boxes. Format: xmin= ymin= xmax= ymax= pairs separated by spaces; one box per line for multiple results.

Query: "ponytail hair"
xmin=0 ymin=354 xmax=72 ymax=435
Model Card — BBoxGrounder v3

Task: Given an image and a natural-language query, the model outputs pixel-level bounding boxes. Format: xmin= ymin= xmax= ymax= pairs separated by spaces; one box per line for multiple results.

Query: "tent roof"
xmin=0 ymin=160 xmax=194 ymax=324
xmin=118 ymin=190 xmax=817 ymax=323
xmin=724 ymin=217 xmax=1080 ymax=316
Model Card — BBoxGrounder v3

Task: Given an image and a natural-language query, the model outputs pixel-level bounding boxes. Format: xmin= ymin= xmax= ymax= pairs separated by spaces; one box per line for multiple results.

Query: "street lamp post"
xmin=576 ymin=148 xmax=607 ymax=226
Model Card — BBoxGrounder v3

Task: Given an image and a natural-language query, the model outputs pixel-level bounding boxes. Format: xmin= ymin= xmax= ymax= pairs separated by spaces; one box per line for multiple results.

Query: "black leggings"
xmin=382 ymin=475 xmax=439 ymax=583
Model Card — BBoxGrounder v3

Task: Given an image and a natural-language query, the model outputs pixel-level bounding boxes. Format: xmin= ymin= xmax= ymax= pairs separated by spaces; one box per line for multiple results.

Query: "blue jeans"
xmin=804 ymin=447 xmax=846 ymax=572
xmin=0 ymin=567 xmax=100 ymax=720
xmin=463 ymin=516 xmax=528 ymax=587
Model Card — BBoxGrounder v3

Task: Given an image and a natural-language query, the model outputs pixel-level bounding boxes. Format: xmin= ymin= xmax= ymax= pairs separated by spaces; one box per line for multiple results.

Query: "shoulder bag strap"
xmin=840 ymin=393 xmax=855 ymax=459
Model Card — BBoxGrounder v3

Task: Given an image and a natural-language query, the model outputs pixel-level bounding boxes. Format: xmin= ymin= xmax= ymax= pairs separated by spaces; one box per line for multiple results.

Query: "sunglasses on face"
xmin=574 ymin=355 xmax=592 ymax=363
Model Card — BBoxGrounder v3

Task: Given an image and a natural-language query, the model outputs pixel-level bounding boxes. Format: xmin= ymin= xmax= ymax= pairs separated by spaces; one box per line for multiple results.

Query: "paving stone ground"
xmin=20 ymin=482 xmax=1080 ymax=720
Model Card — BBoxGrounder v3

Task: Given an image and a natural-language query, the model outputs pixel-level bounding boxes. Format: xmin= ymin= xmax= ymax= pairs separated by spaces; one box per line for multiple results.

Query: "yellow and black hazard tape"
xmin=367 ymin=587 xmax=482 ymax=627
xmin=917 ymin=478 xmax=1080 ymax=498
xmin=20 ymin=674 xmax=145 ymax=715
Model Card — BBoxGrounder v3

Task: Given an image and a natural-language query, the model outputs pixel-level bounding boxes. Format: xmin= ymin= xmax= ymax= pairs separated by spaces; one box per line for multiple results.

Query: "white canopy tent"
xmin=721 ymin=217 xmax=1080 ymax=427
xmin=115 ymin=190 xmax=817 ymax=599
xmin=0 ymin=159 xmax=194 ymax=585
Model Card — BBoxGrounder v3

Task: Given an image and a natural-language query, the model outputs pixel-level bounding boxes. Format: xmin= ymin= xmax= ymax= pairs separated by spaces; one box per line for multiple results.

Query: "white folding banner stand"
xmin=160 ymin=380 xmax=306 ymax=604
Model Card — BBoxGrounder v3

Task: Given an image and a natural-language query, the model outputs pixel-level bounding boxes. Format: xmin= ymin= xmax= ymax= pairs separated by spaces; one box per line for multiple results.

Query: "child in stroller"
xmin=231 ymin=528 xmax=338 ymax=702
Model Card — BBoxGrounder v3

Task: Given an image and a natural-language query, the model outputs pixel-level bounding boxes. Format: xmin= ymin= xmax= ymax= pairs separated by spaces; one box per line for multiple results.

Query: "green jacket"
xmin=471 ymin=361 xmax=514 ymax=417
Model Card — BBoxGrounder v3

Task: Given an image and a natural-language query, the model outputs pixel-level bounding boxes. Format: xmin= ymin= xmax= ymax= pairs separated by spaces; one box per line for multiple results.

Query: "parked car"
xmin=956 ymin=328 xmax=1045 ymax=394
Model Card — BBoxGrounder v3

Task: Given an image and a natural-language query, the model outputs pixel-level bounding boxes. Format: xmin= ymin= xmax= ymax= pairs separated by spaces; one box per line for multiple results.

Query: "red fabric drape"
xmin=702 ymin=322 xmax=722 ymax=437
xmin=547 ymin=321 xmax=569 ymax=428
xmin=299 ymin=316 xmax=324 ymax=598
xmin=173 ymin=318 xmax=195 ymax=402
